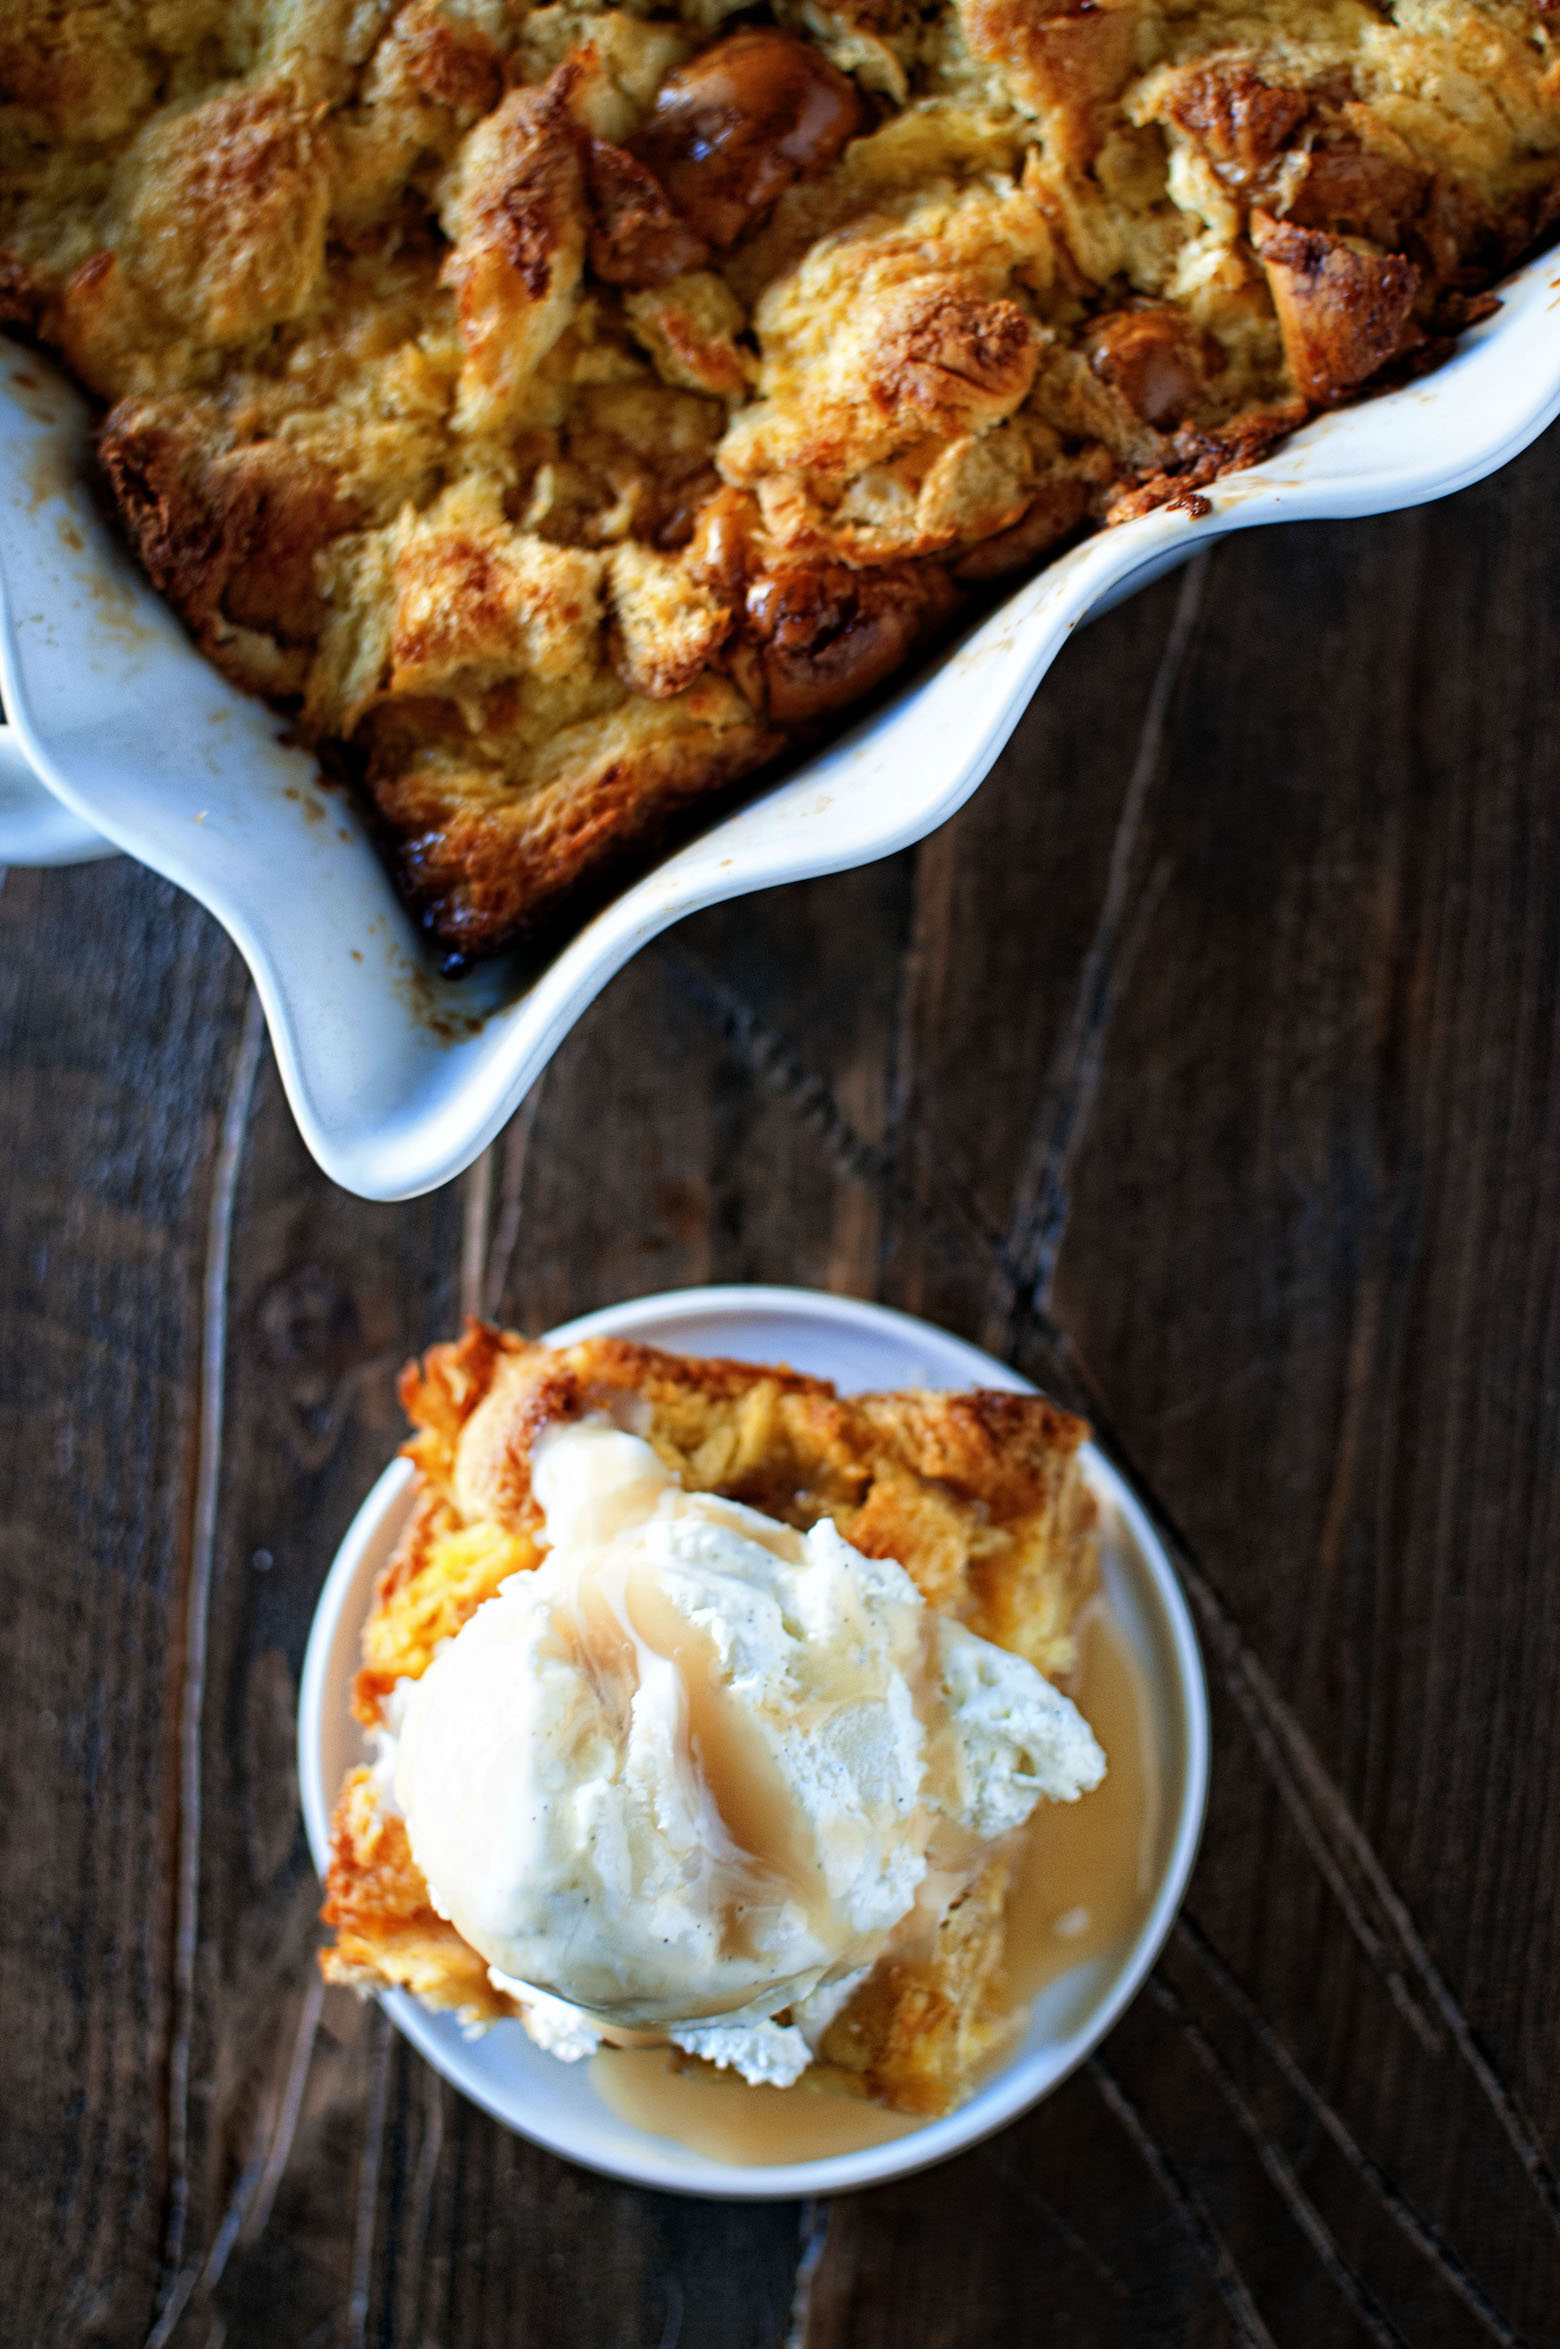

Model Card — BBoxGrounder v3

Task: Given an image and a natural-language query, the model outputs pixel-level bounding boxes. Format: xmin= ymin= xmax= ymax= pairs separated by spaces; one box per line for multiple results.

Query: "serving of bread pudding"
xmin=321 ymin=1324 xmax=1101 ymax=2116
xmin=2 ymin=1 xmax=1556 ymax=961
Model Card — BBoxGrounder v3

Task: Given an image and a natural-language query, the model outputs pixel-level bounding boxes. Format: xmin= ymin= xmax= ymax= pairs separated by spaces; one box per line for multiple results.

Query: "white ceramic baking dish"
xmin=4 ymin=248 xmax=1558 ymax=1200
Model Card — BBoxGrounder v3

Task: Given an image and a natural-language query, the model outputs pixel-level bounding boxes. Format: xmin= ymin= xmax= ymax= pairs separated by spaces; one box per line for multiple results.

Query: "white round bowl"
xmin=298 ymin=1286 xmax=1209 ymax=2197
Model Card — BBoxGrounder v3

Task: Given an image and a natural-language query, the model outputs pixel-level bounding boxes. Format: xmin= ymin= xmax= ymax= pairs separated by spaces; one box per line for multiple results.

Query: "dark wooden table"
xmin=4 ymin=423 xmax=1558 ymax=2349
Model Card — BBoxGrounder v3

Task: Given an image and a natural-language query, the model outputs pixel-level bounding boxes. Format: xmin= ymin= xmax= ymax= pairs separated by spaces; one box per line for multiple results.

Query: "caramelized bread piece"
xmin=633 ymin=30 xmax=863 ymax=251
xmin=1250 ymin=213 xmax=1420 ymax=404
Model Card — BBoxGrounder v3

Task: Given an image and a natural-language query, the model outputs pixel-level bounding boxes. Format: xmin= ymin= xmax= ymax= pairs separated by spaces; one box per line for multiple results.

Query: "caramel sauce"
xmin=587 ymin=1600 xmax=1161 ymax=2164
xmin=590 ymin=2050 xmax=925 ymax=2164
xmin=551 ymin=1551 xmax=836 ymax=1961
xmin=628 ymin=1566 xmax=832 ymax=1947
xmin=1002 ymin=1604 xmax=1162 ymax=2000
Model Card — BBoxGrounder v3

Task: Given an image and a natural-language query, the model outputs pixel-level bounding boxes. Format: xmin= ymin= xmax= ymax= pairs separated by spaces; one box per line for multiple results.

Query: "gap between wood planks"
xmin=347 ymin=2012 xmax=394 ymax=2349
xmin=297 ymin=1091 xmax=545 ymax=2349
xmin=1168 ymin=1917 xmax=1532 ymax=2349
xmin=782 ymin=2200 xmax=833 ymax=2349
xmin=1090 ymin=2054 xmax=1279 ymax=2349
xmin=140 ymin=994 xmax=372 ymax=2349
xmin=987 ymin=552 xmax=1211 ymax=1357
xmin=146 ymin=993 xmax=266 ymax=2349
xmin=1144 ymin=1970 xmax=1411 ymax=2349
xmin=460 ymin=1087 xmax=543 ymax=1324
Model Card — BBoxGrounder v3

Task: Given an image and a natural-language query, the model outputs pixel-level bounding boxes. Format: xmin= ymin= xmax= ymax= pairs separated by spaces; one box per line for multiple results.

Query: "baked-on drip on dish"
xmin=320 ymin=1324 xmax=1103 ymax=2117
xmin=3 ymin=4 xmax=1557 ymax=963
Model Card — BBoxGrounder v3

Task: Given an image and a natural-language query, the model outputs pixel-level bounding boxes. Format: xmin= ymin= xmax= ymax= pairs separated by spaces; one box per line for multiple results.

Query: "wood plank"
xmin=182 ymin=1041 xmax=464 ymax=2347
xmin=0 ymin=862 xmax=247 ymax=2344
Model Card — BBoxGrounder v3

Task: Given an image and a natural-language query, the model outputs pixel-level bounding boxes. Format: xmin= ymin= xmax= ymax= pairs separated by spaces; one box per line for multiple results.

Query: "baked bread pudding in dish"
xmin=3 ymin=5 xmax=1556 ymax=964
xmin=320 ymin=1323 xmax=1106 ymax=2118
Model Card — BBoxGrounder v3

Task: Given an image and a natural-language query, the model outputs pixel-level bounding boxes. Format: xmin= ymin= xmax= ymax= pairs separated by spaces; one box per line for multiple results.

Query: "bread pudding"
xmin=3 ymin=4 xmax=1555 ymax=963
xmin=320 ymin=1323 xmax=1102 ymax=2116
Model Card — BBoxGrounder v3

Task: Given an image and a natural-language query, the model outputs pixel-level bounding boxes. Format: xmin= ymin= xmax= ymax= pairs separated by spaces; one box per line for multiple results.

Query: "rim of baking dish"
xmin=4 ymin=253 xmax=1560 ymax=1199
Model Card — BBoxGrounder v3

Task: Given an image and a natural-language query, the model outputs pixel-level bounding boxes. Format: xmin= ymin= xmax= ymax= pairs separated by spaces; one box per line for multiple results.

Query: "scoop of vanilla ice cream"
xmin=394 ymin=1419 xmax=1104 ymax=2044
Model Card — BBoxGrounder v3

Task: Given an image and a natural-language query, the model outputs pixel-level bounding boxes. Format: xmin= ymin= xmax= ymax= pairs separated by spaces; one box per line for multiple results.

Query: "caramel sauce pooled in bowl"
xmin=590 ymin=2051 xmax=926 ymax=2165
xmin=589 ymin=1603 xmax=1161 ymax=2165
xmin=1001 ymin=1605 xmax=1162 ymax=2000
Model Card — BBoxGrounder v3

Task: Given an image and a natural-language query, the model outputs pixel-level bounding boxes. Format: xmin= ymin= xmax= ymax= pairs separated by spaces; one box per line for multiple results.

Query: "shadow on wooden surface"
xmin=2 ymin=420 xmax=1559 ymax=2349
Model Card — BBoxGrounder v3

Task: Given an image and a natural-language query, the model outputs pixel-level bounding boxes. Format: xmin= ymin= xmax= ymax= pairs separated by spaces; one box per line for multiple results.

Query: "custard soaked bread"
xmin=3 ymin=2 xmax=1555 ymax=957
xmin=322 ymin=1324 xmax=1100 ymax=2114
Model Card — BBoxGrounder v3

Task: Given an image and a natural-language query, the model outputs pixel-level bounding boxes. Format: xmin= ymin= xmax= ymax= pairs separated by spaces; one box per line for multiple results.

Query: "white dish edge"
xmin=3 ymin=248 xmax=1559 ymax=1199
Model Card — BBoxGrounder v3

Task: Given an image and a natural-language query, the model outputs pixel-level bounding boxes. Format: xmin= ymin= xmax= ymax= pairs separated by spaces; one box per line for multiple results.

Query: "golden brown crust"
xmin=609 ymin=541 xmax=734 ymax=698
xmin=441 ymin=63 xmax=589 ymax=434
xmin=5 ymin=0 xmax=1556 ymax=960
xmin=867 ymin=287 xmax=1039 ymax=439
xmin=98 ymin=404 xmax=365 ymax=673
xmin=363 ymin=677 xmax=782 ymax=959
xmin=393 ymin=2 xmax=504 ymax=120
xmin=124 ymin=82 xmax=331 ymax=346
xmin=960 ymin=0 xmax=1139 ymax=161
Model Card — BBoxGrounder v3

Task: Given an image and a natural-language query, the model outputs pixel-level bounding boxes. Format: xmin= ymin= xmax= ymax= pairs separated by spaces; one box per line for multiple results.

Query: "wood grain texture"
xmin=3 ymin=422 xmax=1560 ymax=2349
